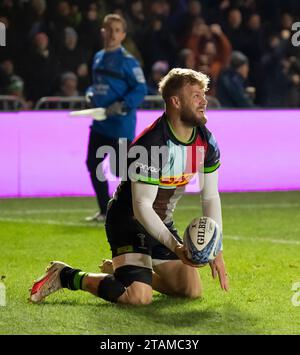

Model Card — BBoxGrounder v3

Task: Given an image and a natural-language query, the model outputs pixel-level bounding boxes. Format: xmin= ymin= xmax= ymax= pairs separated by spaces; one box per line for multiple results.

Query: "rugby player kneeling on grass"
xmin=29 ymin=68 xmax=229 ymax=306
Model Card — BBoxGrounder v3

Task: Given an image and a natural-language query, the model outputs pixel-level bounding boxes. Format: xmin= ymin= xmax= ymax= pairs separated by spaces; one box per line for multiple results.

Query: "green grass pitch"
xmin=0 ymin=191 xmax=300 ymax=335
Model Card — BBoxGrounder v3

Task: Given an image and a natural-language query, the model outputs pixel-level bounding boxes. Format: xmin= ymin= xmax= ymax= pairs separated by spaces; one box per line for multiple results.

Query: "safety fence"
xmin=0 ymin=95 xmax=166 ymax=111
xmin=0 ymin=95 xmax=221 ymax=111
xmin=0 ymin=95 xmax=25 ymax=110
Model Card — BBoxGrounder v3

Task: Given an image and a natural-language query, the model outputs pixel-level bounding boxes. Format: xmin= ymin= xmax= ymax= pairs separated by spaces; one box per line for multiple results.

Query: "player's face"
xmin=179 ymin=84 xmax=208 ymax=126
xmin=102 ymin=20 xmax=126 ymax=51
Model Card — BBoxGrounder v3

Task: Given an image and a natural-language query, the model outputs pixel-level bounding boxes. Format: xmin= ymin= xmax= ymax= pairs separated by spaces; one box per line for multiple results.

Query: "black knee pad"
xmin=97 ymin=266 xmax=152 ymax=303
xmin=97 ymin=275 xmax=126 ymax=303
xmin=115 ymin=265 xmax=152 ymax=287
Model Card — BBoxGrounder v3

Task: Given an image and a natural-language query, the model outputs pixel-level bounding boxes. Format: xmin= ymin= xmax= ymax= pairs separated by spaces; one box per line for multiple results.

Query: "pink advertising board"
xmin=0 ymin=110 xmax=299 ymax=197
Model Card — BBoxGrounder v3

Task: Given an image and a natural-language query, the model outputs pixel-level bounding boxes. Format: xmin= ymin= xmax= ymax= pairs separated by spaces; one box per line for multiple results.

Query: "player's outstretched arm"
xmin=131 ymin=181 xmax=181 ymax=253
xmin=132 ymin=181 xmax=202 ymax=267
xmin=200 ymin=170 xmax=222 ymax=232
xmin=201 ymin=170 xmax=229 ymax=290
xmin=131 ymin=181 xmax=200 ymax=268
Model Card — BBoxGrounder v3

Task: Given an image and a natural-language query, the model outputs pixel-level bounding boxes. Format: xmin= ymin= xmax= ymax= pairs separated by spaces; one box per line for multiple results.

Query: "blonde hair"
xmin=158 ymin=68 xmax=210 ymax=101
xmin=103 ymin=14 xmax=127 ymax=32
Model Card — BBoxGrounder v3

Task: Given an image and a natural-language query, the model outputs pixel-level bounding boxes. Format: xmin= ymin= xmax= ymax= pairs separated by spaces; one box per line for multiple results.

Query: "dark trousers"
xmin=86 ymin=129 xmax=130 ymax=215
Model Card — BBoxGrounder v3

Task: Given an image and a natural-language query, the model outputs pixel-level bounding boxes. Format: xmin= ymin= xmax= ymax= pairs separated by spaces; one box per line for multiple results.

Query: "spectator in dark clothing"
xmin=200 ymin=0 xmax=229 ymax=25
xmin=125 ymin=0 xmax=146 ymax=47
xmin=78 ymin=4 xmax=102 ymax=55
xmin=175 ymin=0 xmax=203 ymax=41
xmin=243 ymin=13 xmax=265 ymax=65
xmin=0 ymin=58 xmax=28 ymax=108
xmin=0 ymin=59 xmax=24 ymax=96
xmin=43 ymin=71 xmax=83 ymax=109
xmin=223 ymin=8 xmax=247 ymax=53
xmin=0 ymin=61 xmax=11 ymax=95
xmin=141 ymin=15 xmax=177 ymax=76
xmin=165 ymin=0 xmax=188 ymax=36
xmin=0 ymin=15 xmax=21 ymax=64
xmin=260 ymin=34 xmax=291 ymax=107
xmin=147 ymin=0 xmax=170 ymax=18
xmin=23 ymin=32 xmax=61 ymax=104
xmin=0 ymin=0 xmax=23 ymax=25
xmin=52 ymin=0 xmax=81 ymax=51
xmin=53 ymin=70 xmax=85 ymax=109
xmin=242 ymin=13 xmax=265 ymax=103
xmin=279 ymin=12 xmax=294 ymax=32
xmin=59 ymin=27 xmax=89 ymax=77
xmin=1 ymin=0 xmax=300 ymax=110
xmin=56 ymin=71 xmax=80 ymax=97
xmin=176 ymin=48 xmax=197 ymax=70
xmin=146 ymin=60 xmax=169 ymax=95
xmin=216 ymin=51 xmax=255 ymax=108
xmin=256 ymin=0 xmax=300 ymax=25
xmin=53 ymin=0 xmax=74 ymax=30
xmin=22 ymin=0 xmax=48 ymax=34
xmin=284 ymin=56 xmax=300 ymax=107
xmin=21 ymin=0 xmax=61 ymax=55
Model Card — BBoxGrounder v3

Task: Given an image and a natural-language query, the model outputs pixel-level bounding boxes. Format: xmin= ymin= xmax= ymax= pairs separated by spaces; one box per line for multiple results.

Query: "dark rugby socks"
xmin=60 ymin=267 xmax=88 ymax=290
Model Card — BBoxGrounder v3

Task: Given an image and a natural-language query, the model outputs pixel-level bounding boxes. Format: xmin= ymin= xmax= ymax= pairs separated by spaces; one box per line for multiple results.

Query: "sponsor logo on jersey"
xmin=135 ymin=162 xmax=160 ymax=174
xmin=159 ymin=173 xmax=195 ymax=186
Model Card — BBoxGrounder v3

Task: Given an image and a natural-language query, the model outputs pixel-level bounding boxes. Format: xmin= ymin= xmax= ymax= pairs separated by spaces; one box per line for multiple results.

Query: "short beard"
xmin=180 ymin=105 xmax=207 ymax=127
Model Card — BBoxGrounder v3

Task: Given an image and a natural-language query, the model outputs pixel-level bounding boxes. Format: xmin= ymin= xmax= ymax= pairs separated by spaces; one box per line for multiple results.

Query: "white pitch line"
xmin=0 ymin=217 xmax=100 ymax=228
xmin=0 ymin=217 xmax=299 ymax=246
xmin=226 ymin=235 xmax=300 ymax=246
xmin=1 ymin=203 xmax=299 ymax=215
xmin=176 ymin=203 xmax=300 ymax=210
xmin=0 ymin=209 xmax=96 ymax=215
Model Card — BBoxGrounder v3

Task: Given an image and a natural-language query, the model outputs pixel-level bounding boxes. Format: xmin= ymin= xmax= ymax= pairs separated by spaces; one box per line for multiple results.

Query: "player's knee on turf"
xmin=171 ymin=273 xmax=200 ymax=298
xmin=181 ymin=285 xmax=202 ymax=299
xmin=176 ymin=277 xmax=202 ymax=299
xmin=178 ymin=267 xmax=202 ymax=299
xmin=173 ymin=272 xmax=202 ymax=299
xmin=121 ymin=282 xmax=153 ymax=305
xmin=167 ymin=282 xmax=201 ymax=299
xmin=97 ymin=265 xmax=152 ymax=305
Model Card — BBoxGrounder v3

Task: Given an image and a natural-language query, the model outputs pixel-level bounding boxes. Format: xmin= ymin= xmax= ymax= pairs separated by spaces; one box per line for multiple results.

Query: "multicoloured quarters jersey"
xmin=110 ymin=114 xmax=220 ymax=225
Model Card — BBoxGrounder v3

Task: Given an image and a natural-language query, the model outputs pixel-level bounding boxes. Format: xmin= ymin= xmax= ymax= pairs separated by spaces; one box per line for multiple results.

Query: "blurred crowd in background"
xmin=0 ymin=0 xmax=300 ymax=108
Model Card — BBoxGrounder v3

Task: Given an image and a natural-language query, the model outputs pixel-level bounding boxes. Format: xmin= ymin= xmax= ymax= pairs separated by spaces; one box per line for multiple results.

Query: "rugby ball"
xmin=183 ymin=216 xmax=222 ymax=265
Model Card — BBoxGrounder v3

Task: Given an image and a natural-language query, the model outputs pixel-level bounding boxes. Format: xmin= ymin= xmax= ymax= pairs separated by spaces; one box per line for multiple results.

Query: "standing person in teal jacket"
xmin=85 ymin=14 xmax=147 ymax=222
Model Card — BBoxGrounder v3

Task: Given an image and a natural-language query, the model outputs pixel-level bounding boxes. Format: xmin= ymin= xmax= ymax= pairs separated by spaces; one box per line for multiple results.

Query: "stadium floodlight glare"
xmin=69 ymin=107 xmax=107 ymax=121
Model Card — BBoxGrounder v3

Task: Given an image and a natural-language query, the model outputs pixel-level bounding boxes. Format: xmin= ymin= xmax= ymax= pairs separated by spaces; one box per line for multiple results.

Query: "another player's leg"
xmin=85 ymin=130 xmax=109 ymax=222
